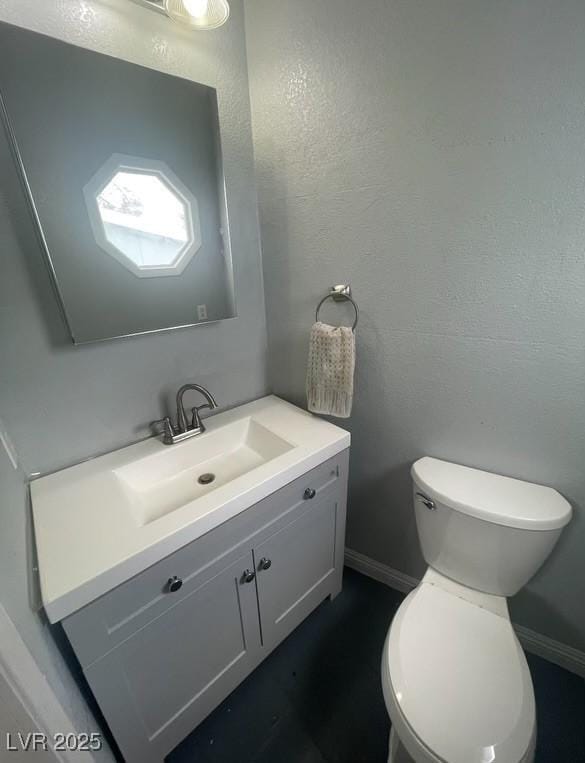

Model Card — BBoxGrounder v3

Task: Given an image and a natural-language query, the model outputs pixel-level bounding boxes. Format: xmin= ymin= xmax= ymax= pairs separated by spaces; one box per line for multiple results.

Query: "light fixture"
xmin=130 ymin=0 xmax=230 ymax=30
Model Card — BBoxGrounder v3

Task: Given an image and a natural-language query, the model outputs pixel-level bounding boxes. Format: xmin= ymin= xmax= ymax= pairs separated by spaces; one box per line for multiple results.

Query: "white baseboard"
xmin=345 ymin=548 xmax=419 ymax=594
xmin=344 ymin=548 xmax=585 ymax=679
xmin=513 ymin=625 xmax=585 ymax=678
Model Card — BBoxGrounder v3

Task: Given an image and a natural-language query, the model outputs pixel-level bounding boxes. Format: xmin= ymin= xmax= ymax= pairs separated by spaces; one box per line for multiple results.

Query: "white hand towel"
xmin=306 ymin=321 xmax=355 ymax=418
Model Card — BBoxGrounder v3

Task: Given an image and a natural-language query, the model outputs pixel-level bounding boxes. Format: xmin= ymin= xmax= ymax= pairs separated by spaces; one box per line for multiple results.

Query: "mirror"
xmin=0 ymin=22 xmax=236 ymax=344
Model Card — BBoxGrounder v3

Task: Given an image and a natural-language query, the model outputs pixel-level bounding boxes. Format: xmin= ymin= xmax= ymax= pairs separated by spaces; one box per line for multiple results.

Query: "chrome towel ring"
xmin=315 ymin=285 xmax=359 ymax=332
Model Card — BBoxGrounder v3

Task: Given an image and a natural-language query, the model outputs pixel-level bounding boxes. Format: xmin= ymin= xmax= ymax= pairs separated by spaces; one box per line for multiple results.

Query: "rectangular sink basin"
xmin=115 ymin=417 xmax=294 ymax=526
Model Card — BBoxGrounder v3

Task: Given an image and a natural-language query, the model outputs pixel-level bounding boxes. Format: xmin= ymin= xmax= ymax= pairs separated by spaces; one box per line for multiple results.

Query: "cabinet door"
xmin=84 ymin=550 xmax=261 ymax=763
xmin=254 ymin=493 xmax=338 ymax=651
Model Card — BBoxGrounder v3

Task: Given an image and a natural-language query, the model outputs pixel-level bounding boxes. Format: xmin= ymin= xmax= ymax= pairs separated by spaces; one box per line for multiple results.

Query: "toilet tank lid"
xmin=411 ymin=457 xmax=572 ymax=531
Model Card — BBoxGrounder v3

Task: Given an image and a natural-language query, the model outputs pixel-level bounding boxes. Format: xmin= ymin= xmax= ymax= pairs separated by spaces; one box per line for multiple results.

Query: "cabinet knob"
xmin=258 ymin=557 xmax=272 ymax=571
xmin=167 ymin=576 xmax=183 ymax=593
xmin=303 ymin=488 xmax=316 ymax=500
xmin=241 ymin=569 xmax=256 ymax=584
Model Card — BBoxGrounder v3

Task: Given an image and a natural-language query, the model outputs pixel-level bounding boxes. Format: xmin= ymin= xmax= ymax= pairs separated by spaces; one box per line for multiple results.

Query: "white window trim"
xmin=83 ymin=153 xmax=202 ymax=278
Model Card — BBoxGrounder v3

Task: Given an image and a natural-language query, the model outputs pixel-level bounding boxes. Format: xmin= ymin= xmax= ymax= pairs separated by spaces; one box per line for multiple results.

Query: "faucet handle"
xmin=191 ymin=404 xmax=212 ymax=431
xmin=151 ymin=416 xmax=175 ymax=444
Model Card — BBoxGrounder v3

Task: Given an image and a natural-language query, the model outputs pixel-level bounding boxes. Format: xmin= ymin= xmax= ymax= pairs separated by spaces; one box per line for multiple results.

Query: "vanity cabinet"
xmin=62 ymin=450 xmax=349 ymax=763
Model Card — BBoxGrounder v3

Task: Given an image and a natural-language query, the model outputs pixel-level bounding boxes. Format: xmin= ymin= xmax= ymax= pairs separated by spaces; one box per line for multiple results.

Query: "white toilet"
xmin=381 ymin=457 xmax=572 ymax=763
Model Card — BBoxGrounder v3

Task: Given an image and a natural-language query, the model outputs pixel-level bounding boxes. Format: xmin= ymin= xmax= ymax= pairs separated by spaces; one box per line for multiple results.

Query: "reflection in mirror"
xmin=96 ymin=171 xmax=189 ymax=270
xmin=0 ymin=22 xmax=236 ymax=344
xmin=84 ymin=155 xmax=201 ymax=278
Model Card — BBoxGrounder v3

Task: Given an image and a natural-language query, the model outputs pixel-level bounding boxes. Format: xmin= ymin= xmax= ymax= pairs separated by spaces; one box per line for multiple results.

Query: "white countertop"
xmin=31 ymin=396 xmax=350 ymax=623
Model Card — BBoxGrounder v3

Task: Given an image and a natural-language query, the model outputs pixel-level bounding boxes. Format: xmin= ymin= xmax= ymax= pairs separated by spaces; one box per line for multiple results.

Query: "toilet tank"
xmin=411 ymin=457 xmax=572 ymax=596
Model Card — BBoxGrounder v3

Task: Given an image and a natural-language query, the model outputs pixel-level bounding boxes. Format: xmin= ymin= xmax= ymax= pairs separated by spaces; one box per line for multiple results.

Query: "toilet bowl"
xmin=382 ymin=457 xmax=572 ymax=763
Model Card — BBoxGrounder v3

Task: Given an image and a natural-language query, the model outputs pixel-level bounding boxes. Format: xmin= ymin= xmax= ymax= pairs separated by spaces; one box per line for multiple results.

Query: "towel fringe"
xmin=307 ymin=388 xmax=353 ymax=419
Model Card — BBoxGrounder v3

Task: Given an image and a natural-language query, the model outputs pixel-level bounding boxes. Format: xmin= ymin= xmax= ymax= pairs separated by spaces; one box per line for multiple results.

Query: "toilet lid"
xmin=384 ymin=584 xmax=535 ymax=763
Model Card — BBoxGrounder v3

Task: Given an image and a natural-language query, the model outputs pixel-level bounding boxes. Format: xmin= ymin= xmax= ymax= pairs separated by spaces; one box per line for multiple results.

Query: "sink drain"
xmin=198 ymin=473 xmax=216 ymax=485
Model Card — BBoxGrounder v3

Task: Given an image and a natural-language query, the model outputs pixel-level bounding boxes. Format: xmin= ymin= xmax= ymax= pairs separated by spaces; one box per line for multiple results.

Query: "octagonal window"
xmin=84 ymin=155 xmax=201 ymax=278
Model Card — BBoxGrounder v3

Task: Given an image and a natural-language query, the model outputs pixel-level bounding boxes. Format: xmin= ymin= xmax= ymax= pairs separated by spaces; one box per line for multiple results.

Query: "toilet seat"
xmin=381 ymin=581 xmax=536 ymax=763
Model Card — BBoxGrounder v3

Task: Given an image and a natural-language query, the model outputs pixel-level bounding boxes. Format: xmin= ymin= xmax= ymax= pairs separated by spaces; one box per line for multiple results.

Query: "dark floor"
xmin=168 ymin=569 xmax=585 ymax=763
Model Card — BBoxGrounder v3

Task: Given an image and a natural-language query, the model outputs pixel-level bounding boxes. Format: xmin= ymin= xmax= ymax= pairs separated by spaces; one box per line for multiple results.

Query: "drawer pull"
xmin=167 ymin=576 xmax=183 ymax=593
xmin=241 ymin=569 xmax=256 ymax=584
xmin=303 ymin=488 xmax=316 ymax=500
xmin=258 ymin=557 xmax=272 ymax=571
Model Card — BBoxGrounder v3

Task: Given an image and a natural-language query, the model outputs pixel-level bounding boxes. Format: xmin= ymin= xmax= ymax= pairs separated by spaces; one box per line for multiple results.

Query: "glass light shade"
xmin=164 ymin=0 xmax=230 ymax=29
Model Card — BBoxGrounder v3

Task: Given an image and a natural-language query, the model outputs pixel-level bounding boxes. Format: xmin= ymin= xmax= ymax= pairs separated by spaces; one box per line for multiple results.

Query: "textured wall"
xmin=0 ymin=0 xmax=265 ymax=751
xmin=245 ymin=0 xmax=585 ymax=649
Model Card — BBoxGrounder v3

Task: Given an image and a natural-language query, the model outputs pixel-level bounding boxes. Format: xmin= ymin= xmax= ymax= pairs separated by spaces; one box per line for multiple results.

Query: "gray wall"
xmin=0 ymin=0 xmax=266 ymax=748
xmin=245 ymin=0 xmax=585 ymax=650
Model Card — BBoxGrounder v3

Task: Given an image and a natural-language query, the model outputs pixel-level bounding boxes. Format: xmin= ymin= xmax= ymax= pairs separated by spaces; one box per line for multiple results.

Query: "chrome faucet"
xmin=152 ymin=383 xmax=218 ymax=445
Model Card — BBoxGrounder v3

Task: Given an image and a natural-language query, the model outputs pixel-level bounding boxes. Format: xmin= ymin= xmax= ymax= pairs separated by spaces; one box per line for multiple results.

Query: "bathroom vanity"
xmin=31 ymin=397 xmax=350 ymax=762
